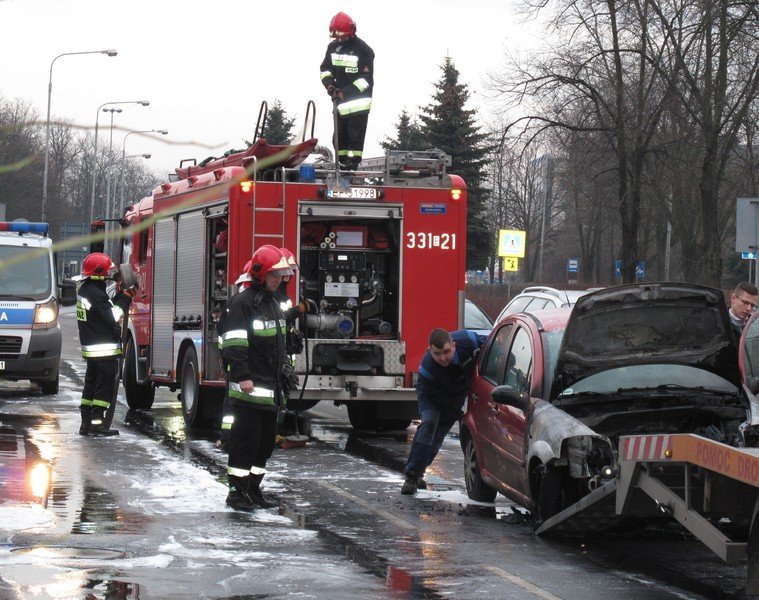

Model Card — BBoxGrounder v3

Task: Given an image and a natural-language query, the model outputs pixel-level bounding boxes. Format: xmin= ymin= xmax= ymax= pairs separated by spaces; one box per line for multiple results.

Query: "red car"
xmin=461 ymin=283 xmax=758 ymax=522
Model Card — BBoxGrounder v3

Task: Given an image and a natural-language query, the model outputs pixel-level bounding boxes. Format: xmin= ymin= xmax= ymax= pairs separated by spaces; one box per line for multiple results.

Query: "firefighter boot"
xmin=417 ymin=470 xmax=428 ymax=490
xmin=88 ymin=409 xmax=119 ymax=437
xmin=226 ymin=476 xmax=258 ymax=512
xmin=79 ymin=406 xmax=92 ymax=436
xmin=249 ymin=473 xmax=277 ymax=508
xmin=401 ymin=473 xmax=419 ymax=495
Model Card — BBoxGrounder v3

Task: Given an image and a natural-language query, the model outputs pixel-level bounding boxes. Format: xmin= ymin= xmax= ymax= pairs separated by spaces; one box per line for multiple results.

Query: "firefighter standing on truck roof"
xmin=76 ymin=253 xmax=136 ymax=437
xmin=320 ymin=11 xmax=374 ymax=171
xmin=221 ymin=245 xmax=292 ymax=511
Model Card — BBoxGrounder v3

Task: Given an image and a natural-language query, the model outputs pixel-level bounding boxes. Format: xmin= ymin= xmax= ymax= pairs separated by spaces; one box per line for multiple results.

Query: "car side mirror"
xmin=492 ymin=385 xmax=530 ymax=412
xmin=58 ymin=278 xmax=77 ymax=307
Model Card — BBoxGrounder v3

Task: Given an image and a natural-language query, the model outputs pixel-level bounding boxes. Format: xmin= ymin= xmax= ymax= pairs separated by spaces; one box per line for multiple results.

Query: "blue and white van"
xmin=0 ymin=222 xmax=75 ymax=393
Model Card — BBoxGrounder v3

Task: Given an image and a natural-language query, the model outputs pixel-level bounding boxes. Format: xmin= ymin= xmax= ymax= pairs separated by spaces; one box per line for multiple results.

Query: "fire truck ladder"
xmin=536 ymin=433 xmax=759 ymax=594
xmin=360 ymin=148 xmax=452 ymax=178
xmin=251 ymin=165 xmax=286 ymax=251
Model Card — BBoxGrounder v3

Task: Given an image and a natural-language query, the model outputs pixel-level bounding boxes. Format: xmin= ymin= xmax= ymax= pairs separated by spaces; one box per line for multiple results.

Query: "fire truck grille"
xmin=0 ymin=336 xmax=22 ymax=355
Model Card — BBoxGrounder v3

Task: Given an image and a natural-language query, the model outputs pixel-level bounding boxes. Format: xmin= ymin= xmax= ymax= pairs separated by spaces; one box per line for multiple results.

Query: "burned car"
xmin=460 ymin=283 xmax=759 ymax=522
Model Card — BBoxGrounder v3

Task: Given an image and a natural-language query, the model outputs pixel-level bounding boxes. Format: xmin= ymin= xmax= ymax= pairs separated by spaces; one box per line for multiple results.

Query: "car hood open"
xmin=550 ymin=283 xmax=740 ymax=400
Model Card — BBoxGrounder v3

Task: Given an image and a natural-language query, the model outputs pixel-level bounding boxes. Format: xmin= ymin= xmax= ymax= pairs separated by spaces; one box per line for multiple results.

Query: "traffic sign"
xmin=743 ymin=252 xmax=757 ymax=260
xmin=503 ymin=257 xmax=519 ymax=272
xmin=567 ymin=258 xmax=579 ymax=273
xmin=498 ymin=229 xmax=526 ymax=258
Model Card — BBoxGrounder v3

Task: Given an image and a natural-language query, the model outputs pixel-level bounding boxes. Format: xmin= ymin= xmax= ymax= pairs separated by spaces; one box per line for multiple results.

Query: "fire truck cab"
xmin=115 ymin=147 xmax=467 ymax=431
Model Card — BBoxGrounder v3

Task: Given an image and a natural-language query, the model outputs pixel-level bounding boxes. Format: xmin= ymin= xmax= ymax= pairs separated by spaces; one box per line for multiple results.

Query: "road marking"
xmin=480 ymin=564 xmax=562 ymax=599
xmin=316 ymin=480 xmax=417 ymax=530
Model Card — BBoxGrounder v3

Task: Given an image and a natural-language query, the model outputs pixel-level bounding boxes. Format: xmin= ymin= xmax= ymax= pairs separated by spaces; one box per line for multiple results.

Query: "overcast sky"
xmin=1 ymin=0 xmax=537 ymax=179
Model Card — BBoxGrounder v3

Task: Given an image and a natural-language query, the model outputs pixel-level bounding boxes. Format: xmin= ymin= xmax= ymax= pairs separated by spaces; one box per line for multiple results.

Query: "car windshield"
xmin=541 ymin=330 xmax=565 ymax=393
xmin=0 ymin=245 xmax=52 ymax=300
xmin=465 ymin=301 xmax=493 ymax=329
xmin=557 ymin=364 xmax=738 ymax=397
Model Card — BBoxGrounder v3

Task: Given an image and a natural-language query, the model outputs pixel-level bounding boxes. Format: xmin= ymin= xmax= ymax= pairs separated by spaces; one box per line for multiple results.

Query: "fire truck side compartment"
xmin=151 ymin=218 xmax=176 ymax=375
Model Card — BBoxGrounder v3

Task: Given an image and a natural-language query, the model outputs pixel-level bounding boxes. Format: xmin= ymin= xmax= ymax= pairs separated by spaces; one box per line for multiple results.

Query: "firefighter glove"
xmin=286 ymin=329 xmax=304 ymax=355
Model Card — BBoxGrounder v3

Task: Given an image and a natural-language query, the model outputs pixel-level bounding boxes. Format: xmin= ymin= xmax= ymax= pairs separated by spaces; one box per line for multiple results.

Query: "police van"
xmin=0 ymin=221 xmax=75 ymax=393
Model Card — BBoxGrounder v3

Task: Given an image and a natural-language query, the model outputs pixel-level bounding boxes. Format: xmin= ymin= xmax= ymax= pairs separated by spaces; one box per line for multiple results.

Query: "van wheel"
xmin=40 ymin=373 xmax=59 ymax=395
xmin=124 ymin=336 xmax=155 ymax=409
xmin=180 ymin=348 xmax=203 ymax=428
xmin=463 ymin=436 xmax=497 ymax=502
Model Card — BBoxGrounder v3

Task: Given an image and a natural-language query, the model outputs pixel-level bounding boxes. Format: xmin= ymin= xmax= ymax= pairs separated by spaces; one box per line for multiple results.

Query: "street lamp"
xmin=88 ymin=99 xmax=150 ymax=223
xmin=41 ymin=49 xmax=117 ymax=223
xmin=119 ymin=129 xmax=167 ymax=213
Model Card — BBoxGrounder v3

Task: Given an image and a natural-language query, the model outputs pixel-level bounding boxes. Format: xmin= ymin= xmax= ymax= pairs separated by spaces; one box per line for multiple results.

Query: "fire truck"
xmin=109 ymin=138 xmax=468 ymax=430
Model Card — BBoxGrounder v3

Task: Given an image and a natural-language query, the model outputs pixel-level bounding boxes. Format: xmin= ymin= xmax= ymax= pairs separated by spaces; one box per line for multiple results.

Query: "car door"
xmin=489 ymin=325 xmax=534 ymax=495
xmin=469 ymin=323 xmax=514 ymax=484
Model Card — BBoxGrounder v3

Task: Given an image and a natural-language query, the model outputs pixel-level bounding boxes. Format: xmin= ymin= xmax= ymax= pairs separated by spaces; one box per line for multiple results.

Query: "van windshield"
xmin=0 ymin=246 xmax=52 ymax=299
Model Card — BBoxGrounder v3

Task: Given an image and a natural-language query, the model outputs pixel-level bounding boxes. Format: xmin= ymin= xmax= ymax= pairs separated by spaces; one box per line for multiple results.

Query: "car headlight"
xmin=33 ymin=298 xmax=58 ymax=328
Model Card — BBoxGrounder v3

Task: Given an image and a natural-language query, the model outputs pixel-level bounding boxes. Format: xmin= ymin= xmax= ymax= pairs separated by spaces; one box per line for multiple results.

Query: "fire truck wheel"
xmin=180 ymin=348 xmax=203 ymax=428
xmin=124 ymin=336 xmax=155 ymax=410
xmin=347 ymin=402 xmax=380 ymax=430
xmin=463 ymin=435 xmax=497 ymax=502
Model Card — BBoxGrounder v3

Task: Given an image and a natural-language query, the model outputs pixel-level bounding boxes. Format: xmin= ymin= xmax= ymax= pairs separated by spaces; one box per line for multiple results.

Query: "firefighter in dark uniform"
xmin=76 ymin=253 xmax=135 ymax=437
xmin=221 ymin=245 xmax=292 ymax=511
xmin=320 ymin=11 xmax=375 ymax=171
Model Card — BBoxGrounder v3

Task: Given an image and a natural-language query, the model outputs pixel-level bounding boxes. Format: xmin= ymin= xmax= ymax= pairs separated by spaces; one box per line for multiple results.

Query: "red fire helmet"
xmin=81 ymin=252 xmax=114 ymax=280
xmin=329 ymin=12 xmax=356 ymax=40
xmin=248 ymin=245 xmax=292 ymax=284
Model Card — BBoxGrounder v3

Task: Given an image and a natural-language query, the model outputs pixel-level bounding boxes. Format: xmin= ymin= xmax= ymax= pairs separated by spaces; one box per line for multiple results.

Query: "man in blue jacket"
xmin=401 ymin=328 xmax=487 ymax=495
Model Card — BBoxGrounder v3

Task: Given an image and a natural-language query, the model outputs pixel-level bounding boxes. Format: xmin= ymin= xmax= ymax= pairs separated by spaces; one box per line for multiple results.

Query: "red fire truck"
xmin=111 ymin=142 xmax=468 ymax=430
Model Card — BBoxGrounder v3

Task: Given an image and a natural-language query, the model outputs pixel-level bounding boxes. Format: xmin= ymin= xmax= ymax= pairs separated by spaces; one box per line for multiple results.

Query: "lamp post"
xmin=119 ymin=130 xmax=167 ymax=214
xmin=88 ymin=99 xmax=150 ymax=223
xmin=102 ymin=108 xmax=122 ymax=223
xmin=41 ymin=49 xmax=117 ymax=223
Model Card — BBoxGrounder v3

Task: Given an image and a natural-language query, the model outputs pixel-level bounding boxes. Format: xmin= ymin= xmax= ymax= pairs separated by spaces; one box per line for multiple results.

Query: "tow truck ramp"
xmin=537 ymin=434 xmax=759 ymax=594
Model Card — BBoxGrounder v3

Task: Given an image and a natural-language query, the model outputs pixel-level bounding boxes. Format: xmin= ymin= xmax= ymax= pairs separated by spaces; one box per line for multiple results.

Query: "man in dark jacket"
xmin=76 ymin=253 xmax=134 ymax=436
xmin=320 ymin=11 xmax=374 ymax=171
xmin=401 ymin=328 xmax=487 ymax=495
xmin=221 ymin=245 xmax=292 ymax=511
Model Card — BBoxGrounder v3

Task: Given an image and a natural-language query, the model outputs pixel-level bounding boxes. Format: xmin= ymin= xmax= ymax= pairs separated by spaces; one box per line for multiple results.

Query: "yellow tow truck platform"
xmin=537 ymin=433 xmax=759 ymax=594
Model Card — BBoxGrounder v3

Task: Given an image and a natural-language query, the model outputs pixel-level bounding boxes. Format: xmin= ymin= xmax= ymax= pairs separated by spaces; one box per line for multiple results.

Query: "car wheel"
xmin=123 ymin=336 xmax=155 ymax=410
xmin=538 ymin=466 xmax=571 ymax=522
xmin=463 ymin=436 xmax=497 ymax=502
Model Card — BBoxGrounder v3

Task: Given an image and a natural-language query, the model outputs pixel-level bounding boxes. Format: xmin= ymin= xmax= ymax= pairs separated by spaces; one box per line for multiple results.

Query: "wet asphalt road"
xmin=0 ymin=308 xmax=753 ymax=599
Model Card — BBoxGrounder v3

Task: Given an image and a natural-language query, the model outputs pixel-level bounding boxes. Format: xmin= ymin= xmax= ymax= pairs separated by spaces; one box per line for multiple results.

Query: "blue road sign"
xmin=743 ymin=252 xmax=757 ymax=260
xmin=568 ymin=258 xmax=579 ymax=273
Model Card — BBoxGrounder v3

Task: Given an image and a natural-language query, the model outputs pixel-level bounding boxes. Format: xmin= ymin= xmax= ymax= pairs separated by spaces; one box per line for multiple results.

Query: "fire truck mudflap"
xmin=536 ymin=433 xmax=759 ymax=594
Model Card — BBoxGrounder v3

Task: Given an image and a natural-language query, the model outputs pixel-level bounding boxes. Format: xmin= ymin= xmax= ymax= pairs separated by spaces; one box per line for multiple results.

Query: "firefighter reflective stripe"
xmin=338 ymin=97 xmax=372 ymax=115
xmin=221 ymin=414 xmax=235 ymax=430
xmin=222 ymin=329 xmax=249 ymax=348
xmin=111 ymin=305 xmax=124 ymax=321
xmin=353 ymin=78 xmax=370 ymax=92
xmin=76 ymin=296 xmax=91 ymax=321
xmin=250 ymin=465 xmax=266 ymax=475
xmin=228 ymin=382 xmax=275 ymax=406
xmin=80 ymin=398 xmax=93 ymax=407
xmin=228 ymin=466 xmax=249 ymax=478
xmin=251 ymin=319 xmax=287 ymax=337
xmin=331 ymin=53 xmax=358 ymax=68
xmin=81 ymin=342 xmax=122 ymax=358
xmin=279 ymin=300 xmax=292 ymax=312
xmin=91 ymin=398 xmax=110 ymax=409
xmin=320 ymin=70 xmax=333 ymax=81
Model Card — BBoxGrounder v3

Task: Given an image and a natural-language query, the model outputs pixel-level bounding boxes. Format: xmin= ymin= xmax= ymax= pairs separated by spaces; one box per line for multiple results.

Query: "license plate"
xmin=0 ymin=361 xmax=5 ymax=370
xmin=326 ymin=187 xmax=378 ymax=200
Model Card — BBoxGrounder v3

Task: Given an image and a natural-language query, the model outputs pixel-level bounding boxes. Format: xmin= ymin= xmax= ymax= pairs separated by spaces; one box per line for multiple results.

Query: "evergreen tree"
xmin=263 ymin=100 xmax=295 ymax=145
xmin=380 ymin=109 xmax=426 ymax=151
xmin=418 ymin=58 xmax=492 ymax=269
